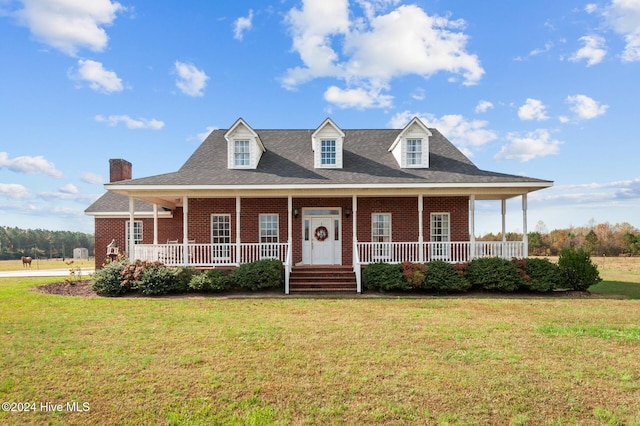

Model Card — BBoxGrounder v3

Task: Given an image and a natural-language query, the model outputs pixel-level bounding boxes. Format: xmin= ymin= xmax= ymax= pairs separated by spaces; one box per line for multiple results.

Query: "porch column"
xmin=469 ymin=195 xmax=476 ymax=261
xmin=418 ymin=195 xmax=424 ymax=262
xmin=129 ymin=197 xmax=135 ymax=262
xmin=236 ymin=197 xmax=241 ymax=264
xmin=522 ymin=193 xmax=529 ymax=258
xmin=182 ymin=196 xmax=189 ymax=265
xmin=153 ymin=203 xmax=158 ymax=245
xmin=352 ymin=195 xmax=360 ymax=293
xmin=501 ymin=199 xmax=507 ymax=258
xmin=286 ymin=196 xmax=292 ymax=295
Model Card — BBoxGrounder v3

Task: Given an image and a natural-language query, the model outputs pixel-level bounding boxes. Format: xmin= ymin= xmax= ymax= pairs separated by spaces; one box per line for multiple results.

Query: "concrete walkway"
xmin=0 ymin=268 xmax=95 ymax=278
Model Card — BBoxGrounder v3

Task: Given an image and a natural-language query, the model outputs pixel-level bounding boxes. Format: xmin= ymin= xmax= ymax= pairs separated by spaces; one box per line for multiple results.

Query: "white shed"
xmin=73 ymin=247 xmax=89 ymax=259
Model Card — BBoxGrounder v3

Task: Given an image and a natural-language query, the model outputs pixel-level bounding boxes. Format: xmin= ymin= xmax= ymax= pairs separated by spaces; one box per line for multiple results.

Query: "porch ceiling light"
xmin=293 ymin=208 xmax=299 ymax=218
xmin=345 ymin=207 xmax=351 ymax=218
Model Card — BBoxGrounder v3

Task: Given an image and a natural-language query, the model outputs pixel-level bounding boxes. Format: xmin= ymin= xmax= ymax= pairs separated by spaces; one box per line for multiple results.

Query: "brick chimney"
xmin=109 ymin=159 xmax=132 ymax=182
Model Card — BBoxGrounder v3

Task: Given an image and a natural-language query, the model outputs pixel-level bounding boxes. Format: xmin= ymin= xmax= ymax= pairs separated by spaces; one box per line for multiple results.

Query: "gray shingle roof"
xmin=108 ymin=128 xmax=551 ymax=186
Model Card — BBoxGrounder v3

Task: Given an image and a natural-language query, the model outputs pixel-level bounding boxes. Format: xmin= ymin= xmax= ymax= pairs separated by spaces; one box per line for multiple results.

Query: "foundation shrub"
xmin=188 ymin=269 xmax=234 ymax=292
xmin=173 ymin=266 xmax=199 ymax=293
xmin=363 ymin=263 xmax=409 ymax=291
xmin=401 ymin=262 xmax=427 ymax=288
xmin=558 ymin=247 xmax=602 ymax=291
xmin=522 ymin=258 xmax=563 ymax=292
xmin=424 ymin=260 xmax=471 ymax=293
xmin=91 ymin=260 xmax=128 ymax=297
xmin=465 ymin=257 xmax=523 ymax=292
xmin=135 ymin=264 xmax=180 ymax=295
xmin=233 ymin=259 xmax=283 ymax=291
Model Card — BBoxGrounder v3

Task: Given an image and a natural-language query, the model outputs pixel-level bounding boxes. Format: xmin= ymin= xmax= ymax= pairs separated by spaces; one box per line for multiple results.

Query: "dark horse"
xmin=21 ymin=256 xmax=32 ymax=267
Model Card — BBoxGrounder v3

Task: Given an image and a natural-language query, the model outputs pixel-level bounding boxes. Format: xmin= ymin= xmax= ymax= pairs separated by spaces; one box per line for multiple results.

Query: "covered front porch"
xmin=122 ymin=191 xmax=532 ymax=294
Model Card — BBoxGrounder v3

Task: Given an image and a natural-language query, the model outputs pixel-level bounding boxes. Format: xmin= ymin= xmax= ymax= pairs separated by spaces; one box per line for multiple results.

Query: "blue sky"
xmin=1 ymin=0 xmax=639 ymax=235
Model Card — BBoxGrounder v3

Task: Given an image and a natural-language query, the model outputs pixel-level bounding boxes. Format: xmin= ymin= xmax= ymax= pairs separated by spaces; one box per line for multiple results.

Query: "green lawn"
xmin=1 ymin=277 xmax=640 ymax=425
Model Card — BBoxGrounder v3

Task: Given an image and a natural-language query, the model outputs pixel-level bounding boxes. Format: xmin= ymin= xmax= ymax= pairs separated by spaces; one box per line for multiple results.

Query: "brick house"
xmin=85 ymin=117 xmax=552 ymax=293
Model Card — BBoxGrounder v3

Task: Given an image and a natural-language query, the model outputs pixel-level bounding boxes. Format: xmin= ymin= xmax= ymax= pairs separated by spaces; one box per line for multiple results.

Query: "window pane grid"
xmin=320 ymin=139 xmax=336 ymax=165
xmin=406 ymin=139 xmax=422 ymax=165
xmin=234 ymin=140 xmax=250 ymax=166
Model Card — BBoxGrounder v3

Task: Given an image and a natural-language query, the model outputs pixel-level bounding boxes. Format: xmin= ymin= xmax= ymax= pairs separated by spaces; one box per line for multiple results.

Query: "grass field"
xmin=0 ymin=259 xmax=95 ymax=272
xmin=1 ymin=259 xmax=640 ymax=425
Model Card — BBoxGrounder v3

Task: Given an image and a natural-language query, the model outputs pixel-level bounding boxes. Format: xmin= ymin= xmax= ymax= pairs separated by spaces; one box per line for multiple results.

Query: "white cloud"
xmin=190 ymin=126 xmax=218 ymax=143
xmin=174 ymin=61 xmax=209 ymax=97
xmin=494 ymin=129 xmax=562 ymax=162
xmin=234 ymin=9 xmax=253 ymax=41
xmin=12 ymin=0 xmax=124 ymax=56
xmin=81 ymin=172 xmax=104 ymax=184
xmin=0 ymin=152 xmax=63 ymax=177
xmin=94 ymin=114 xmax=165 ymax=130
xmin=283 ymin=1 xmax=483 ymax=109
xmin=602 ymin=0 xmax=640 ymax=62
xmin=0 ymin=183 xmax=30 ymax=200
xmin=70 ymin=59 xmax=123 ymax=93
xmin=518 ymin=98 xmax=549 ymax=121
xmin=59 ymin=183 xmax=78 ymax=194
xmin=570 ymin=35 xmax=607 ymax=66
xmin=585 ymin=4 xmax=598 ymax=14
xmin=475 ymin=100 xmax=494 ymax=113
xmin=390 ymin=111 xmax=497 ymax=157
xmin=566 ymin=94 xmax=608 ymax=119
xmin=324 ymin=85 xmax=393 ymax=109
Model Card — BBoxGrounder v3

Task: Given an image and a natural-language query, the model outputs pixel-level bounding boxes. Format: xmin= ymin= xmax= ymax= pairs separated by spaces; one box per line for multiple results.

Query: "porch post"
xmin=352 ymin=195 xmax=360 ymax=293
xmin=236 ymin=197 xmax=241 ymax=264
xmin=469 ymin=195 xmax=476 ymax=261
xmin=153 ymin=203 xmax=158 ymax=245
xmin=522 ymin=193 xmax=529 ymax=258
xmin=129 ymin=197 xmax=135 ymax=262
xmin=418 ymin=194 xmax=424 ymax=262
xmin=182 ymin=196 xmax=189 ymax=265
xmin=501 ymin=199 xmax=507 ymax=258
xmin=286 ymin=196 xmax=292 ymax=295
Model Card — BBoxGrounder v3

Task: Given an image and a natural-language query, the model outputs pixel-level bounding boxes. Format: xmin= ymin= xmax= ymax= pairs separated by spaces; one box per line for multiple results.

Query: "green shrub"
xmin=424 ymin=260 xmax=471 ymax=293
xmin=135 ymin=264 xmax=179 ymax=295
xmin=401 ymin=262 xmax=427 ymax=288
xmin=188 ymin=269 xmax=234 ymax=292
xmin=233 ymin=259 xmax=283 ymax=291
xmin=523 ymin=258 xmax=563 ymax=292
xmin=91 ymin=260 xmax=128 ymax=297
xmin=362 ymin=263 xmax=409 ymax=291
xmin=558 ymin=247 xmax=602 ymax=291
xmin=465 ymin=257 xmax=523 ymax=292
xmin=173 ymin=266 xmax=199 ymax=293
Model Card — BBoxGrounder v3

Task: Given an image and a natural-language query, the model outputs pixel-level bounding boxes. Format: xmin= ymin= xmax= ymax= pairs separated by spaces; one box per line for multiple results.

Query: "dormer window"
xmin=312 ymin=118 xmax=344 ymax=169
xmin=234 ymin=140 xmax=250 ymax=167
xmin=406 ymin=139 xmax=422 ymax=166
xmin=225 ymin=118 xmax=265 ymax=170
xmin=321 ymin=139 xmax=337 ymax=165
xmin=389 ymin=117 xmax=432 ymax=169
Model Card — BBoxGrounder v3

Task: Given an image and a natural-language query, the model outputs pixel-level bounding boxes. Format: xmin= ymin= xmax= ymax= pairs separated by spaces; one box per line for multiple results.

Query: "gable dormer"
xmin=225 ymin=118 xmax=266 ymax=169
xmin=389 ymin=117 xmax=432 ymax=168
xmin=312 ymin=118 xmax=345 ymax=169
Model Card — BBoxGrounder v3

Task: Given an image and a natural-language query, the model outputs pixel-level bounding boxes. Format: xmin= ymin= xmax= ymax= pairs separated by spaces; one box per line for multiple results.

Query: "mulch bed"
xmin=32 ymin=280 xmax=98 ymax=298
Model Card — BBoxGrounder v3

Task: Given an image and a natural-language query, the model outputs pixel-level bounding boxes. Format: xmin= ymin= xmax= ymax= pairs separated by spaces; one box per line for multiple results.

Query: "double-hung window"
xmin=126 ymin=221 xmax=143 ymax=249
xmin=406 ymin=139 xmax=422 ymax=166
xmin=234 ymin=140 xmax=250 ymax=167
xmin=430 ymin=213 xmax=450 ymax=259
xmin=320 ymin=139 xmax=336 ymax=166
xmin=372 ymin=213 xmax=391 ymax=259
xmin=259 ymin=214 xmax=279 ymax=258
xmin=211 ymin=215 xmax=231 ymax=260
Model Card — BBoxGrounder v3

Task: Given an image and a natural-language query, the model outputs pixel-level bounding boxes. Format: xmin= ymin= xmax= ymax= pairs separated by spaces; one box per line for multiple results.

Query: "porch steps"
xmin=289 ymin=266 xmax=357 ymax=293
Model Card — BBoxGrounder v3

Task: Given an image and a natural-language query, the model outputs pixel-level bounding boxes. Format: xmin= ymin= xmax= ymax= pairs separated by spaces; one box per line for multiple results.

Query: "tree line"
xmin=479 ymin=221 xmax=640 ymax=256
xmin=0 ymin=226 xmax=95 ymax=260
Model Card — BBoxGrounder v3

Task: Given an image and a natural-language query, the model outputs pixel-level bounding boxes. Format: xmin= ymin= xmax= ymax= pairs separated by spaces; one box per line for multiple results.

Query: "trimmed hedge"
xmin=558 ymin=247 xmax=602 ymax=291
xmin=522 ymin=258 xmax=562 ymax=292
xmin=464 ymin=257 xmax=523 ymax=292
xmin=91 ymin=260 xmax=128 ymax=297
xmin=233 ymin=259 xmax=283 ymax=291
xmin=424 ymin=260 xmax=471 ymax=293
xmin=363 ymin=263 xmax=408 ymax=291
xmin=188 ymin=268 xmax=234 ymax=292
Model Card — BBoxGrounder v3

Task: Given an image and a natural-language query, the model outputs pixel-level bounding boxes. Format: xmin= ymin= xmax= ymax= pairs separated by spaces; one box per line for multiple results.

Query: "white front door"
xmin=310 ymin=217 xmax=334 ymax=264
xmin=301 ymin=209 xmax=342 ymax=265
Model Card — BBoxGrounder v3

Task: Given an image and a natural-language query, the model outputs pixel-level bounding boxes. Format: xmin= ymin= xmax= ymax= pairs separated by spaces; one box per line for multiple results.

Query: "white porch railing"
xmin=357 ymin=241 xmax=524 ymax=265
xmin=134 ymin=243 xmax=290 ymax=267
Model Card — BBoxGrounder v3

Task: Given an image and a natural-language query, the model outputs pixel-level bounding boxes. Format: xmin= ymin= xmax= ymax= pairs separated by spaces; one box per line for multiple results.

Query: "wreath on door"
xmin=314 ymin=226 xmax=329 ymax=241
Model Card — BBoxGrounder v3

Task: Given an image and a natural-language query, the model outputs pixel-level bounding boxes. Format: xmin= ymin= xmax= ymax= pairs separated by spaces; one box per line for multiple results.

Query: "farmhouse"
xmin=85 ymin=117 xmax=552 ymax=293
